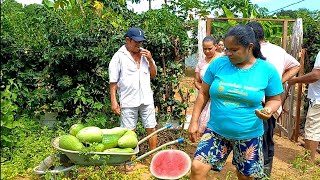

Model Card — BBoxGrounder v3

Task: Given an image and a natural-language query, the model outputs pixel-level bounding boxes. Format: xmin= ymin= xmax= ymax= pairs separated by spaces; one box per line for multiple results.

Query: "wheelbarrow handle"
xmin=137 ymin=124 xmax=172 ymax=146
xmin=134 ymin=138 xmax=184 ymax=162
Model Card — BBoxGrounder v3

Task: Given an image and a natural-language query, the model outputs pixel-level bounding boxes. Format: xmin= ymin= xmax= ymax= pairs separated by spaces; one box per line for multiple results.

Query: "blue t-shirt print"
xmin=203 ymin=56 xmax=283 ymax=140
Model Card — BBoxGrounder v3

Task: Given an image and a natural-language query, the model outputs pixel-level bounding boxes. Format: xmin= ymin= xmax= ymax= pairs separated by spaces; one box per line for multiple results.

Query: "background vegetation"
xmin=1 ymin=0 xmax=319 ymax=179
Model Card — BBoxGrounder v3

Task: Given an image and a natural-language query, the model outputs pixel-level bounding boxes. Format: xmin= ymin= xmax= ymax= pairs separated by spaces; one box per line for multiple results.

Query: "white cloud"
xmin=251 ymin=0 xmax=271 ymax=3
xmin=16 ymin=0 xmax=43 ymax=5
xmin=127 ymin=0 xmax=164 ymax=13
xmin=16 ymin=0 xmax=164 ymax=13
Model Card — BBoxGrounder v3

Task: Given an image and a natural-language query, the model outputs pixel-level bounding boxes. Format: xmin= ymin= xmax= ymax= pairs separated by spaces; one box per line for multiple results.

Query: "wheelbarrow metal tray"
xmin=52 ymin=137 xmax=139 ymax=166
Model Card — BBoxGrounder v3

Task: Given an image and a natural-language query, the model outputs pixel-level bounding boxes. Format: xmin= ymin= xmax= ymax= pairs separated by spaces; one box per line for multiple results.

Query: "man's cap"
xmin=125 ymin=27 xmax=146 ymax=42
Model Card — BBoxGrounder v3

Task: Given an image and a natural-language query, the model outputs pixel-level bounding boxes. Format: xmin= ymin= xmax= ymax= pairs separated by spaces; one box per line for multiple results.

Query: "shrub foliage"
xmin=1 ymin=0 xmax=191 ymax=148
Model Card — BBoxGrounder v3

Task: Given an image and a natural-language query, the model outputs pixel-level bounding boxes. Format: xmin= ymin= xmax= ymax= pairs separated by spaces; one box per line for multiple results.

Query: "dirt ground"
xmin=129 ymin=75 xmax=320 ymax=179
xmin=27 ymin=75 xmax=320 ymax=179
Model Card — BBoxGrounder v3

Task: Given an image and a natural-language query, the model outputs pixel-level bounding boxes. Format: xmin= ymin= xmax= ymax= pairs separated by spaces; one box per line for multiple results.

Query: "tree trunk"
xmin=149 ymin=0 xmax=151 ymax=10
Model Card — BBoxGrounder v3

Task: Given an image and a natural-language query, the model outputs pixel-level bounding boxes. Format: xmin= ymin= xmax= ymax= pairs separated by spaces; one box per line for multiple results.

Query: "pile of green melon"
xmin=59 ymin=124 xmax=138 ymax=153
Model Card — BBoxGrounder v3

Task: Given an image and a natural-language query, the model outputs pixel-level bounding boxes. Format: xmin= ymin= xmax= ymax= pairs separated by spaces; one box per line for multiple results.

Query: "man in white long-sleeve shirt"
xmin=247 ymin=21 xmax=300 ymax=177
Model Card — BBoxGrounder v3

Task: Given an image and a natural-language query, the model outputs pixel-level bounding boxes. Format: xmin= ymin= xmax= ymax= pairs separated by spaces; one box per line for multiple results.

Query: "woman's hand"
xmin=188 ymin=121 xmax=201 ymax=143
xmin=255 ymin=107 xmax=272 ymax=120
xmin=188 ymin=83 xmax=210 ymax=143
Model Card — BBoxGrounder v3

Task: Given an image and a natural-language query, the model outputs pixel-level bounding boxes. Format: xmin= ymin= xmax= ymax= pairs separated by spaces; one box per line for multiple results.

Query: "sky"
xmin=16 ymin=0 xmax=320 ymax=13
xmin=251 ymin=0 xmax=319 ymax=12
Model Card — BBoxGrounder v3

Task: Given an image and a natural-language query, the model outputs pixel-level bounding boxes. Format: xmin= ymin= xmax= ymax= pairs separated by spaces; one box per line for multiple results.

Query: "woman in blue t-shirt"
xmin=188 ymin=25 xmax=283 ymax=180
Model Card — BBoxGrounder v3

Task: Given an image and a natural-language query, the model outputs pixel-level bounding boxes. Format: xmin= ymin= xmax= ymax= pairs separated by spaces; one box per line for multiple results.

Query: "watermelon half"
xmin=150 ymin=149 xmax=191 ymax=179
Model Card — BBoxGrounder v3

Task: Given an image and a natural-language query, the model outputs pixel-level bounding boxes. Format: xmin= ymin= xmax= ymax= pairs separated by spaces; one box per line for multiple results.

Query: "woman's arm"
xmin=194 ymin=72 xmax=202 ymax=90
xmin=255 ymin=94 xmax=282 ymax=120
xmin=188 ymin=83 xmax=210 ymax=142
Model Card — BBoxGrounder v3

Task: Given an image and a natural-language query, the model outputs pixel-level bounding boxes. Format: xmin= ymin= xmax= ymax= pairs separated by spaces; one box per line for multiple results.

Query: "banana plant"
xmin=221 ymin=0 xmax=258 ymax=24
xmin=215 ymin=0 xmax=282 ymax=42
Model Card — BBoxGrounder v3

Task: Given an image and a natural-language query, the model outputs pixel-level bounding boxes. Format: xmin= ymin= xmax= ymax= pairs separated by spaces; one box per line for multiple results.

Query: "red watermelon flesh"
xmin=150 ymin=150 xmax=191 ymax=179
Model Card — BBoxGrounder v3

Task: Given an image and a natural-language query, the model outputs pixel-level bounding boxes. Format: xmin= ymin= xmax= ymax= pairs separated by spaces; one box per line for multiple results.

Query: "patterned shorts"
xmin=194 ymin=128 xmax=264 ymax=177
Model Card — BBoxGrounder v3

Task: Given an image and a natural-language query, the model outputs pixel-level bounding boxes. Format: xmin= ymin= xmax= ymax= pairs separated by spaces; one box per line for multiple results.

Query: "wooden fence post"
xmin=290 ymin=18 xmax=304 ymax=141
xmin=282 ymin=20 xmax=288 ymax=50
xmin=206 ymin=18 xmax=211 ymax=36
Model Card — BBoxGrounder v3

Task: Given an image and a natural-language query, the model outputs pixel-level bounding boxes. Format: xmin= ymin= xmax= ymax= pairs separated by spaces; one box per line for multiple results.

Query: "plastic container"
xmin=40 ymin=112 xmax=58 ymax=128
xmin=33 ymin=154 xmax=75 ymax=179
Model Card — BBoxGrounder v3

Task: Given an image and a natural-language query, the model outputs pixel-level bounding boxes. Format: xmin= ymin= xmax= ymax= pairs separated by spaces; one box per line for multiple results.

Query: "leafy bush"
xmin=1 ymin=1 xmax=192 ymax=178
xmin=1 ymin=116 xmax=58 ymax=179
xmin=1 ymin=0 xmax=193 ymax=130
xmin=1 ymin=1 xmax=124 ymax=127
xmin=276 ymin=9 xmax=320 ymax=72
xmin=139 ymin=8 xmax=193 ymax=125
xmin=1 ymin=80 xmax=19 ymax=148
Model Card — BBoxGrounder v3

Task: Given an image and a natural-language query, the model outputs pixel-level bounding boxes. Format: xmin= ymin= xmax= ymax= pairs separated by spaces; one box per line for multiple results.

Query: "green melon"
xmin=76 ymin=126 xmax=103 ymax=143
xmin=102 ymin=134 xmax=120 ymax=149
xmin=101 ymin=127 xmax=128 ymax=149
xmin=103 ymin=147 xmax=134 ymax=153
xmin=59 ymin=135 xmax=84 ymax=151
xmin=101 ymin=127 xmax=127 ymax=136
xmin=123 ymin=130 xmax=137 ymax=137
xmin=118 ymin=130 xmax=138 ymax=148
xmin=94 ymin=143 xmax=106 ymax=152
xmin=69 ymin=123 xmax=85 ymax=136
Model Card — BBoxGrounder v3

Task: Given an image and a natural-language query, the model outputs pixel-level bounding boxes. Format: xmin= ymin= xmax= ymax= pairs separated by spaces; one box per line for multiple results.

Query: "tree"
xmin=275 ymin=9 xmax=320 ymax=72
xmin=207 ymin=0 xmax=268 ymax=18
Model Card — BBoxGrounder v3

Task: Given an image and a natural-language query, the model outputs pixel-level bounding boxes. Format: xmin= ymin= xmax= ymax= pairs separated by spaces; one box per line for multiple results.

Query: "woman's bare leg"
xmin=236 ymin=170 xmax=254 ymax=180
xmin=190 ymin=160 xmax=212 ymax=180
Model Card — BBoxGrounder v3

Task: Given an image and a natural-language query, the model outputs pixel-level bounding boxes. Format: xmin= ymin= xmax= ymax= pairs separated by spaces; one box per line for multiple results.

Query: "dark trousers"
xmin=262 ymin=116 xmax=276 ymax=177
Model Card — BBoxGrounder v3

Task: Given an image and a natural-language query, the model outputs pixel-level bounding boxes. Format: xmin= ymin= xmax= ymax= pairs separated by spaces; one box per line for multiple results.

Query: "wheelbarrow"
xmin=51 ymin=124 xmax=184 ymax=166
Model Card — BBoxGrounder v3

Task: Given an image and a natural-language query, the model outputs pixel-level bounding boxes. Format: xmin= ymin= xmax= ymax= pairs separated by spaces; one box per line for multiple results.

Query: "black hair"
xmin=246 ymin=21 xmax=265 ymax=42
xmin=224 ymin=25 xmax=266 ymax=60
xmin=202 ymin=36 xmax=217 ymax=44
xmin=217 ymin=36 xmax=224 ymax=42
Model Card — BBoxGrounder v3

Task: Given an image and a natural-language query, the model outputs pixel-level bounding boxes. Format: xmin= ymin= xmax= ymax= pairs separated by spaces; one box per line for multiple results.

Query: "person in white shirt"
xmin=288 ymin=51 xmax=320 ymax=163
xmin=194 ymin=36 xmax=221 ymax=133
xmin=247 ymin=21 xmax=300 ymax=177
xmin=108 ymin=27 xmax=158 ymax=153
xmin=216 ymin=39 xmax=225 ymax=53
